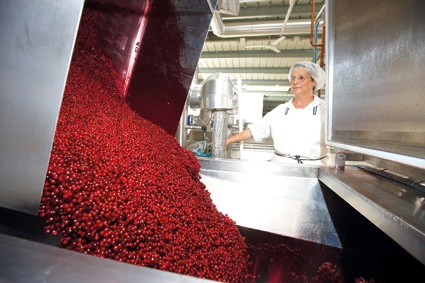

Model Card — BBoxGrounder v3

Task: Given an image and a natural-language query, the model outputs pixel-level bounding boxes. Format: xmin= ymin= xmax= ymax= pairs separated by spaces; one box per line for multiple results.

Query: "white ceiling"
xmin=196 ymin=0 xmax=326 ymax=113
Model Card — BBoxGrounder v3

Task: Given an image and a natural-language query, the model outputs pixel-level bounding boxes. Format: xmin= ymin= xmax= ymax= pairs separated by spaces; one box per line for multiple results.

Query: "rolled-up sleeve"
xmin=248 ymin=112 xmax=273 ymax=142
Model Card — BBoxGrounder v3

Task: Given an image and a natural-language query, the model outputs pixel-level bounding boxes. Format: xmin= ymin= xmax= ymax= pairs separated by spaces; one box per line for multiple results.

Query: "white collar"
xmin=288 ymin=95 xmax=321 ymax=109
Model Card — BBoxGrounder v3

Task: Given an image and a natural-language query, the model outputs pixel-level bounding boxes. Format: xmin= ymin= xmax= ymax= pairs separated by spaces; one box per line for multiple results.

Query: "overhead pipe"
xmin=210 ymin=10 xmax=322 ymax=38
xmin=313 ymin=3 xmax=326 ymax=60
xmin=310 ymin=1 xmax=325 ymax=49
xmin=310 ymin=1 xmax=326 ymax=97
xmin=313 ymin=11 xmax=325 ymax=62
xmin=239 ymin=0 xmax=272 ymax=3
xmin=278 ymin=0 xmax=297 ymax=36
xmin=310 ymin=1 xmax=326 ymax=64
xmin=216 ymin=0 xmax=240 ymax=15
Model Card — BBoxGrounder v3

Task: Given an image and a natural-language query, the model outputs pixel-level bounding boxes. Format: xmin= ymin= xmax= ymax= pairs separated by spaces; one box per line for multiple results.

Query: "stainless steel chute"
xmin=0 ymin=0 xmax=85 ymax=215
xmin=0 ymin=0 xmax=215 ymax=215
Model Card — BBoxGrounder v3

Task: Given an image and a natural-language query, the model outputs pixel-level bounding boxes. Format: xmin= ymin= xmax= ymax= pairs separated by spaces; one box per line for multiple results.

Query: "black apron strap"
xmin=286 ymin=106 xmax=317 ymax=115
xmin=275 ymin=153 xmax=328 ymax=164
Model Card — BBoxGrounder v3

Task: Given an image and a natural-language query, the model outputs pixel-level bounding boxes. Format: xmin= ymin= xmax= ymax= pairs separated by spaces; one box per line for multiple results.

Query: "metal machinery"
xmin=1 ymin=0 xmax=425 ymax=282
xmin=185 ymin=73 xmax=237 ymax=158
xmin=201 ymin=73 xmax=237 ymax=158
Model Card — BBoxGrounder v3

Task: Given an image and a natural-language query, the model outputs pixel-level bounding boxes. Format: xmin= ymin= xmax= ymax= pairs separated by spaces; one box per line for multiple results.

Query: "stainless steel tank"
xmin=200 ymin=73 xmax=235 ymax=111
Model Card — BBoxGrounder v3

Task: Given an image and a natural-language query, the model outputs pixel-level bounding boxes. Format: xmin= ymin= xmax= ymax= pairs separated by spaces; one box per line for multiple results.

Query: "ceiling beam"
xmin=204 ymin=34 xmax=313 ymax=42
xmin=200 ymin=49 xmax=313 ymax=59
xmin=221 ymin=4 xmax=325 ymax=21
xmin=236 ymin=79 xmax=289 ymax=86
xmin=197 ymin=67 xmax=291 ymax=74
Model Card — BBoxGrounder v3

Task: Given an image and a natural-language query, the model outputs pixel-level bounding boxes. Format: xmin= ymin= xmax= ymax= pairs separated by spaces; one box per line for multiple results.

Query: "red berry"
xmin=38 ymin=8 xmax=253 ymax=283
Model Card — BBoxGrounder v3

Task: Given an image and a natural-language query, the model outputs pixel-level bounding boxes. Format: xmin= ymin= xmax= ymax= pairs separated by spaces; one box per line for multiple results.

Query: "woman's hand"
xmin=225 ymin=129 xmax=253 ymax=150
xmin=226 ymin=138 xmax=231 ymax=150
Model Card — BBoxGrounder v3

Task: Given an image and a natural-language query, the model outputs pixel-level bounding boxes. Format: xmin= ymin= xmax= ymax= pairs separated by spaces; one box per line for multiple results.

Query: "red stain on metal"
xmin=124 ymin=0 xmax=211 ymax=135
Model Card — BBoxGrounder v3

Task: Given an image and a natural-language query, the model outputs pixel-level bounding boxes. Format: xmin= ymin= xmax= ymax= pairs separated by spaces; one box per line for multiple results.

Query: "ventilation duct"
xmin=210 ymin=4 xmax=322 ymax=38
xmin=217 ymin=0 xmax=240 ymax=15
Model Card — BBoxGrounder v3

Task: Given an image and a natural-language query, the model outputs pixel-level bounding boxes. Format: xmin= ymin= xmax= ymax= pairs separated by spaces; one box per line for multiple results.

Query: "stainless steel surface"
xmin=188 ymin=88 xmax=202 ymax=108
xmin=319 ymin=165 xmax=425 ymax=265
xmin=326 ymin=0 xmax=425 ymax=169
xmin=0 ymin=0 xmax=85 ymax=215
xmin=91 ymin=0 xmax=151 ymax=96
xmin=0 ymin=233 xmax=217 ymax=283
xmin=176 ymin=98 xmax=188 ymax=147
xmin=364 ymin=155 xmax=425 ymax=182
xmin=199 ymin=157 xmax=425 ymax=265
xmin=198 ymin=158 xmax=342 ymax=247
xmin=200 ymin=73 xmax=235 ymax=110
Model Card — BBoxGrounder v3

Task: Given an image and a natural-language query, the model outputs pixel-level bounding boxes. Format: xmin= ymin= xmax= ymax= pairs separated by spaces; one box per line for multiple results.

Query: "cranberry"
xmin=38 ymin=7 xmax=253 ymax=283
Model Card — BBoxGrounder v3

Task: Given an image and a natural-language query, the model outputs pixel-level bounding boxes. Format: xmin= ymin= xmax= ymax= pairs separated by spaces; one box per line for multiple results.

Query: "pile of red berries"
xmin=39 ymin=8 xmax=252 ymax=283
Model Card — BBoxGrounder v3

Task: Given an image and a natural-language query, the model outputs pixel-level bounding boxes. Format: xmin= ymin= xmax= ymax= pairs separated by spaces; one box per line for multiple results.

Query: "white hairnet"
xmin=288 ymin=61 xmax=326 ymax=91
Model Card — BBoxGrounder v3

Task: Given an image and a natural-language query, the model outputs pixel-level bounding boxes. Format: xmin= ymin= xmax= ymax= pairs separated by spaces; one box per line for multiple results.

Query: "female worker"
xmin=226 ymin=61 xmax=330 ymax=165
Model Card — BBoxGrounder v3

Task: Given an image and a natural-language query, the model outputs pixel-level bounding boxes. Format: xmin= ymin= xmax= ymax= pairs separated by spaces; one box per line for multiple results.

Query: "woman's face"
xmin=290 ymin=68 xmax=317 ymax=95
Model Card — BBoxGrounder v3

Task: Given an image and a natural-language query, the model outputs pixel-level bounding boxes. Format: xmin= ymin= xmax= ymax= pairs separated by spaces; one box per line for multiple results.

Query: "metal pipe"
xmin=310 ymin=1 xmax=326 ymax=97
xmin=210 ymin=14 xmax=322 ymax=38
xmin=310 ymin=1 xmax=324 ymax=48
xmin=313 ymin=11 xmax=325 ymax=62
xmin=315 ymin=3 xmax=326 ymax=23
xmin=320 ymin=15 xmax=326 ymax=64
xmin=278 ymin=0 xmax=297 ymax=35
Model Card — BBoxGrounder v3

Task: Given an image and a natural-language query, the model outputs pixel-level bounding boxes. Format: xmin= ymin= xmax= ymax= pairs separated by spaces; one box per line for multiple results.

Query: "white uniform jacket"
xmin=248 ymin=96 xmax=330 ymax=165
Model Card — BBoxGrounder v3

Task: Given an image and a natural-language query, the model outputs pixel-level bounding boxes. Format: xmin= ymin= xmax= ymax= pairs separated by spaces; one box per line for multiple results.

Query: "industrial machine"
xmin=1 ymin=0 xmax=425 ymax=282
xmin=185 ymin=73 xmax=238 ymax=158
